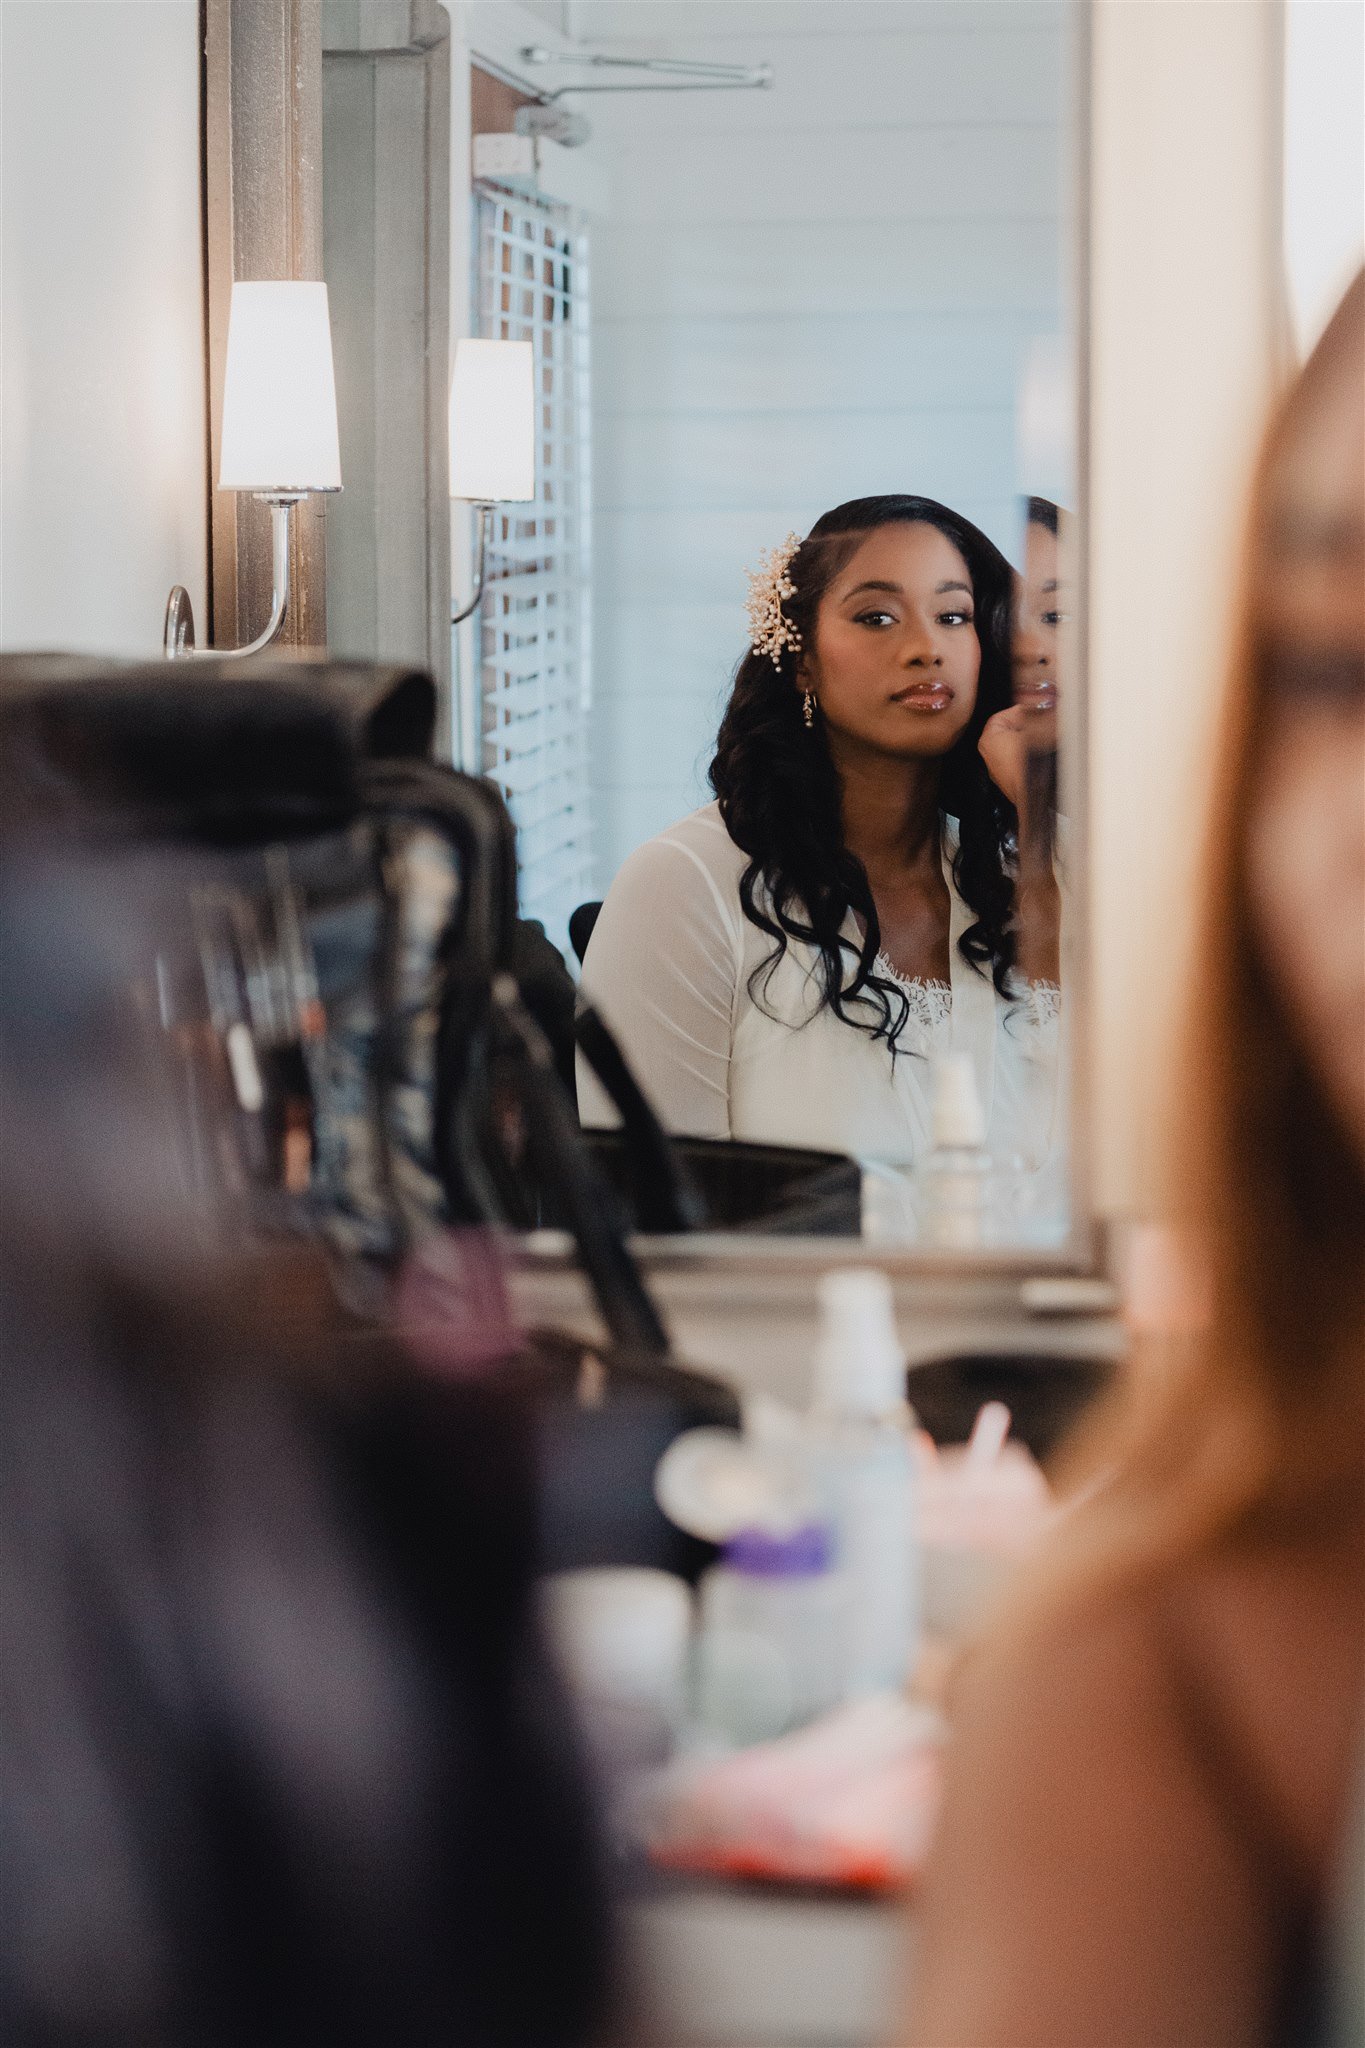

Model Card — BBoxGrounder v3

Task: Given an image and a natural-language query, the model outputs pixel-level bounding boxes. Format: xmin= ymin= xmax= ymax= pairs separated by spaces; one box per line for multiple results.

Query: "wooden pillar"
xmin=321 ymin=0 xmax=452 ymax=695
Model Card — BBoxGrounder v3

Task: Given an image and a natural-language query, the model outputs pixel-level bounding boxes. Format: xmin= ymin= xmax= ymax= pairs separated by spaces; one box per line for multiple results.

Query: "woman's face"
xmin=1245 ymin=321 xmax=1365 ymax=1157
xmin=1012 ymin=519 xmax=1067 ymax=713
xmin=803 ymin=522 xmax=980 ymax=759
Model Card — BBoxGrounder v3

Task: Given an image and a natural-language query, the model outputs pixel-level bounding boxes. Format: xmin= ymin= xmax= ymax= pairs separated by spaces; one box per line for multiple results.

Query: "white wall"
xmin=1 ymin=0 xmax=206 ymax=658
xmin=1088 ymin=0 xmax=1286 ymax=1221
xmin=577 ymin=0 xmax=1074 ymax=884
xmin=1284 ymin=0 xmax=1365 ymax=358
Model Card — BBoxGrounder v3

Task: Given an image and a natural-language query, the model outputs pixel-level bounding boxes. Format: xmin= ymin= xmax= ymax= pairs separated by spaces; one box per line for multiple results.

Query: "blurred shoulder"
xmin=946 ymin=1570 xmax=1175 ymax=1762
xmin=947 ymin=1510 xmax=1364 ymax=1882
xmin=912 ymin=1538 xmax=1330 ymax=2047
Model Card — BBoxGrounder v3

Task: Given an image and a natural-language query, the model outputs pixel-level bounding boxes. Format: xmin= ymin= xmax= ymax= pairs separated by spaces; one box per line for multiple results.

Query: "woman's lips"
xmin=890 ymin=682 xmax=954 ymax=712
xmin=1014 ymin=679 xmax=1059 ymax=713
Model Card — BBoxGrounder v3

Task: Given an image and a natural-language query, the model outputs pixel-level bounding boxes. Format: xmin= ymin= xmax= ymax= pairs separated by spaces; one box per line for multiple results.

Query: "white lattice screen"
xmin=473 ymin=184 xmax=593 ymax=954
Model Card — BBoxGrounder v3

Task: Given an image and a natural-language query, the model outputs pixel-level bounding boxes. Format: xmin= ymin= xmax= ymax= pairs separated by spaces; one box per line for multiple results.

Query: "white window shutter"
xmin=473 ymin=185 xmax=593 ymax=957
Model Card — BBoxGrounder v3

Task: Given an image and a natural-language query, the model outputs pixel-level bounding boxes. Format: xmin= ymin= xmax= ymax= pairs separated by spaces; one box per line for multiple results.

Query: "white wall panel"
xmin=587 ymin=2 xmax=1073 ymax=887
xmin=587 ymin=779 xmax=709 ymax=865
xmin=594 ymin=407 xmax=1017 ymax=514
xmin=576 ymin=28 xmax=1066 ymax=136
xmin=572 ymin=4 xmax=1068 ymax=45
xmin=594 ymin=598 xmax=752 ymax=690
xmin=593 ymin=218 xmax=1063 ymax=320
xmin=1283 ymin=0 xmax=1365 ymax=355
xmin=1 ymin=1 xmax=206 ymax=659
xmin=591 ymin=686 xmax=722 ymax=791
xmin=608 ymin=126 xmax=1062 ymax=226
xmin=593 ymin=500 xmax=1023 ymax=617
xmin=595 ymin=312 xmax=1055 ymax=417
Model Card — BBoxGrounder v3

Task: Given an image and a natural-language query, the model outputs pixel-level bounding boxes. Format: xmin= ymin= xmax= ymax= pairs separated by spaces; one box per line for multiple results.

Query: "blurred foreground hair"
xmin=0 ymin=859 xmax=616 ymax=2048
xmin=1057 ymin=273 xmax=1365 ymax=1579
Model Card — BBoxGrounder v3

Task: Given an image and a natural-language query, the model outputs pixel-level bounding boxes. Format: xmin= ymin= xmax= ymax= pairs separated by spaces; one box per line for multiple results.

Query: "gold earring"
xmin=802 ymin=690 xmax=815 ymax=729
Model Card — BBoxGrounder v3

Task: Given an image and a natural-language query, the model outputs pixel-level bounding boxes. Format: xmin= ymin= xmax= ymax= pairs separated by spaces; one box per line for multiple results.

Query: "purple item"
xmin=723 ymin=1524 xmax=832 ymax=1578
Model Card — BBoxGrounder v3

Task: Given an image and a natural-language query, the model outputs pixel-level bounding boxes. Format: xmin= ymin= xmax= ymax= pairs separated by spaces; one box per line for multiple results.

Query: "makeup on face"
xmin=810 ymin=524 xmax=982 ymax=752
xmin=1012 ymin=521 xmax=1069 ymax=715
xmin=854 ymin=577 xmax=974 ymax=717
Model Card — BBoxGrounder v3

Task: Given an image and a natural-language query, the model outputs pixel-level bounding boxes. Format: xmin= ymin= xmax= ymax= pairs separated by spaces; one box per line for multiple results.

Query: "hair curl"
xmin=709 ymin=494 xmax=1018 ymax=1048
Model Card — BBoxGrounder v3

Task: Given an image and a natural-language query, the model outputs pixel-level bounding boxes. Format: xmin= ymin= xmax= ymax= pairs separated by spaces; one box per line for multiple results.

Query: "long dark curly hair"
xmin=709 ymin=494 xmax=1017 ymax=1048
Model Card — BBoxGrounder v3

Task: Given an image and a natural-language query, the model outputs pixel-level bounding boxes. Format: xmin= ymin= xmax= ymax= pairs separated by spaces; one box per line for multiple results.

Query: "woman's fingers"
xmin=979 ymin=708 xmax=1027 ymax=804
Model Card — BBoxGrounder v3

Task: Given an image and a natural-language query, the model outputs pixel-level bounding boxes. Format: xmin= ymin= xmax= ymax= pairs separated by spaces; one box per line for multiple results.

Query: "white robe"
xmin=577 ymin=803 xmax=1063 ymax=1182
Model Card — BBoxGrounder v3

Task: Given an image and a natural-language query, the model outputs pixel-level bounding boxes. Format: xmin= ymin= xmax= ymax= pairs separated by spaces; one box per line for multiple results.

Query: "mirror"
xmin=320 ymin=0 xmax=1088 ymax=1256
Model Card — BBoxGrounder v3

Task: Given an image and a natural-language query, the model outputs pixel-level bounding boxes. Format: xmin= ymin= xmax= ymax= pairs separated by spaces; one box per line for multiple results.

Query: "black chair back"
xmin=568 ymin=899 xmax=602 ymax=964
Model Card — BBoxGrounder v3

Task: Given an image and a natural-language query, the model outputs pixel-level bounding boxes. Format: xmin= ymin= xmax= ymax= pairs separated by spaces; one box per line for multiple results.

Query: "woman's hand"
xmin=979 ymin=691 xmax=1060 ymax=809
xmin=977 ymin=705 xmax=1030 ymax=807
xmin=980 ymin=702 xmax=1062 ymax=984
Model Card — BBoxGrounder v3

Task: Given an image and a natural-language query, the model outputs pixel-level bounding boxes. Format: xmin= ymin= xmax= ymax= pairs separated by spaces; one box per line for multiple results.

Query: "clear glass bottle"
xmin=918 ymin=1052 xmax=993 ymax=1249
xmin=806 ymin=1269 xmax=920 ymax=1697
xmin=694 ymin=1524 xmax=843 ymax=1747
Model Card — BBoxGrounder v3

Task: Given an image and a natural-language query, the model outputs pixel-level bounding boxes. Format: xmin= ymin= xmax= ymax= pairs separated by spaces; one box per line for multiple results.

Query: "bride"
xmin=578 ymin=494 xmax=1062 ymax=1173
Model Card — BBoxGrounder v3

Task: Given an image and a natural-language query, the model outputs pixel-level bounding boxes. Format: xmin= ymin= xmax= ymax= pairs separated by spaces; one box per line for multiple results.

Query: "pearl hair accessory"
xmin=744 ymin=531 xmax=804 ymax=667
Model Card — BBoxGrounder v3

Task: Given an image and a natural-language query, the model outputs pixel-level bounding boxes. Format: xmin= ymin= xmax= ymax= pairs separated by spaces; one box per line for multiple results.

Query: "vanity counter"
xmin=519 ymin=1248 xmax=1123 ymax=2045
xmin=627 ymin=1873 xmax=910 ymax=2048
xmin=508 ymin=1247 xmax=1125 ymax=1409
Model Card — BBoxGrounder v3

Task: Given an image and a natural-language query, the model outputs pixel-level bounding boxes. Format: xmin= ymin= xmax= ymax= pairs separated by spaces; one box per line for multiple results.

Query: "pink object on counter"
xmin=914 ymin=1404 xmax=1058 ymax=1638
xmin=915 ymin=1405 xmax=1054 ymax=1558
xmin=646 ymin=1694 xmax=943 ymax=1893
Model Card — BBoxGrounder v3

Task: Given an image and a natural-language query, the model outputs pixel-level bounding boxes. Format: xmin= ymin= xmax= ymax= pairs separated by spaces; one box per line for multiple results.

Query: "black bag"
xmin=0 ymin=653 xmax=738 ymax=1574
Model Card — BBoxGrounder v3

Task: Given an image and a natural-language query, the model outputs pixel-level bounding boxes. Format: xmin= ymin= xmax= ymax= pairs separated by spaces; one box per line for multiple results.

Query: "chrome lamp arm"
xmin=451 ymin=502 xmax=495 ymax=626
xmin=164 ymin=493 xmax=301 ymax=660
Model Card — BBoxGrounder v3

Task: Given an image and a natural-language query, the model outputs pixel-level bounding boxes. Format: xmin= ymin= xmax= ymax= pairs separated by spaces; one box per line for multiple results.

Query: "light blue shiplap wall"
xmin=580 ymin=0 xmax=1075 ymax=889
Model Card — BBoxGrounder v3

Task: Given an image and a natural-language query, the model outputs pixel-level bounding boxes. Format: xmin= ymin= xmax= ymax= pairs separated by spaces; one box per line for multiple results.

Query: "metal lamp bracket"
xmin=452 ymin=502 xmax=496 ymax=626
xmin=164 ymin=492 xmax=309 ymax=660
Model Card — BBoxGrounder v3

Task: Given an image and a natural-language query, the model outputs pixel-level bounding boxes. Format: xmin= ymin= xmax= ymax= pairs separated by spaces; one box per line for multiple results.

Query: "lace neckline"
xmin=1019 ymin=979 xmax=1061 ymax=1027
xmin=870 ymin=958 xmax=1062 ymax=1038
xmin=873 ymin=955 xmax=953 ymax=1035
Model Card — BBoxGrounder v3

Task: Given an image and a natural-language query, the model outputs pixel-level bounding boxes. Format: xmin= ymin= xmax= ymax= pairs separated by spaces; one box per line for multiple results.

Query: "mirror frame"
xmin=206 ymin=0 xmax=1102 ymax=1283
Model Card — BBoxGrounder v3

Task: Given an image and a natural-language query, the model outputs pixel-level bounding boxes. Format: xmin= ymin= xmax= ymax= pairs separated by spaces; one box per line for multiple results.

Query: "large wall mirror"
xmin=228 ymin=0 xmax=1092 ymax=1266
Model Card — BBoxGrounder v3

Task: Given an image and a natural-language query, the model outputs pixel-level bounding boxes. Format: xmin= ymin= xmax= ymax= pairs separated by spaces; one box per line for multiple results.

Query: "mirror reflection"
xmin=576 ymin=492 xmax=1071 ymax=1247
xmin=332 ymin=0 xmax=1084 ymax=1246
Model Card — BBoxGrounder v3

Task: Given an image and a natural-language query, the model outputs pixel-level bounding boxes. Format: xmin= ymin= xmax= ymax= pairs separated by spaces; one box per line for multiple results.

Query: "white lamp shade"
xmin=449 ymin=339 xmax=535 ymax=502
xmin=218 ymin=281 xmax=342 ymax=494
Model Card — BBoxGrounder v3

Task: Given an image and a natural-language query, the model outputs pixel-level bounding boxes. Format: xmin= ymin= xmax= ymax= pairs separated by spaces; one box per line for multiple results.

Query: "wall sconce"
xmin=449 ymin=338 xmax=536 ymax=626
xmin=165 ymin=280 xmax=342 ymax=658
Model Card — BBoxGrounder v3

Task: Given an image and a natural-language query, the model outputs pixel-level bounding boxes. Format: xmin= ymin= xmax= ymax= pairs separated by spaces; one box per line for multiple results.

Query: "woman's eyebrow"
xmin=839 ymin=577 xmax=974 ymax=600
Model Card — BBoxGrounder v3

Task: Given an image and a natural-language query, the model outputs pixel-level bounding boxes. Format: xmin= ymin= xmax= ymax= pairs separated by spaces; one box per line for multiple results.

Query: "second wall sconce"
xmin=164 ymin=280 xmax=342 ymax=659
xmin=449 ymin=338 xmax=536 ymax=626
